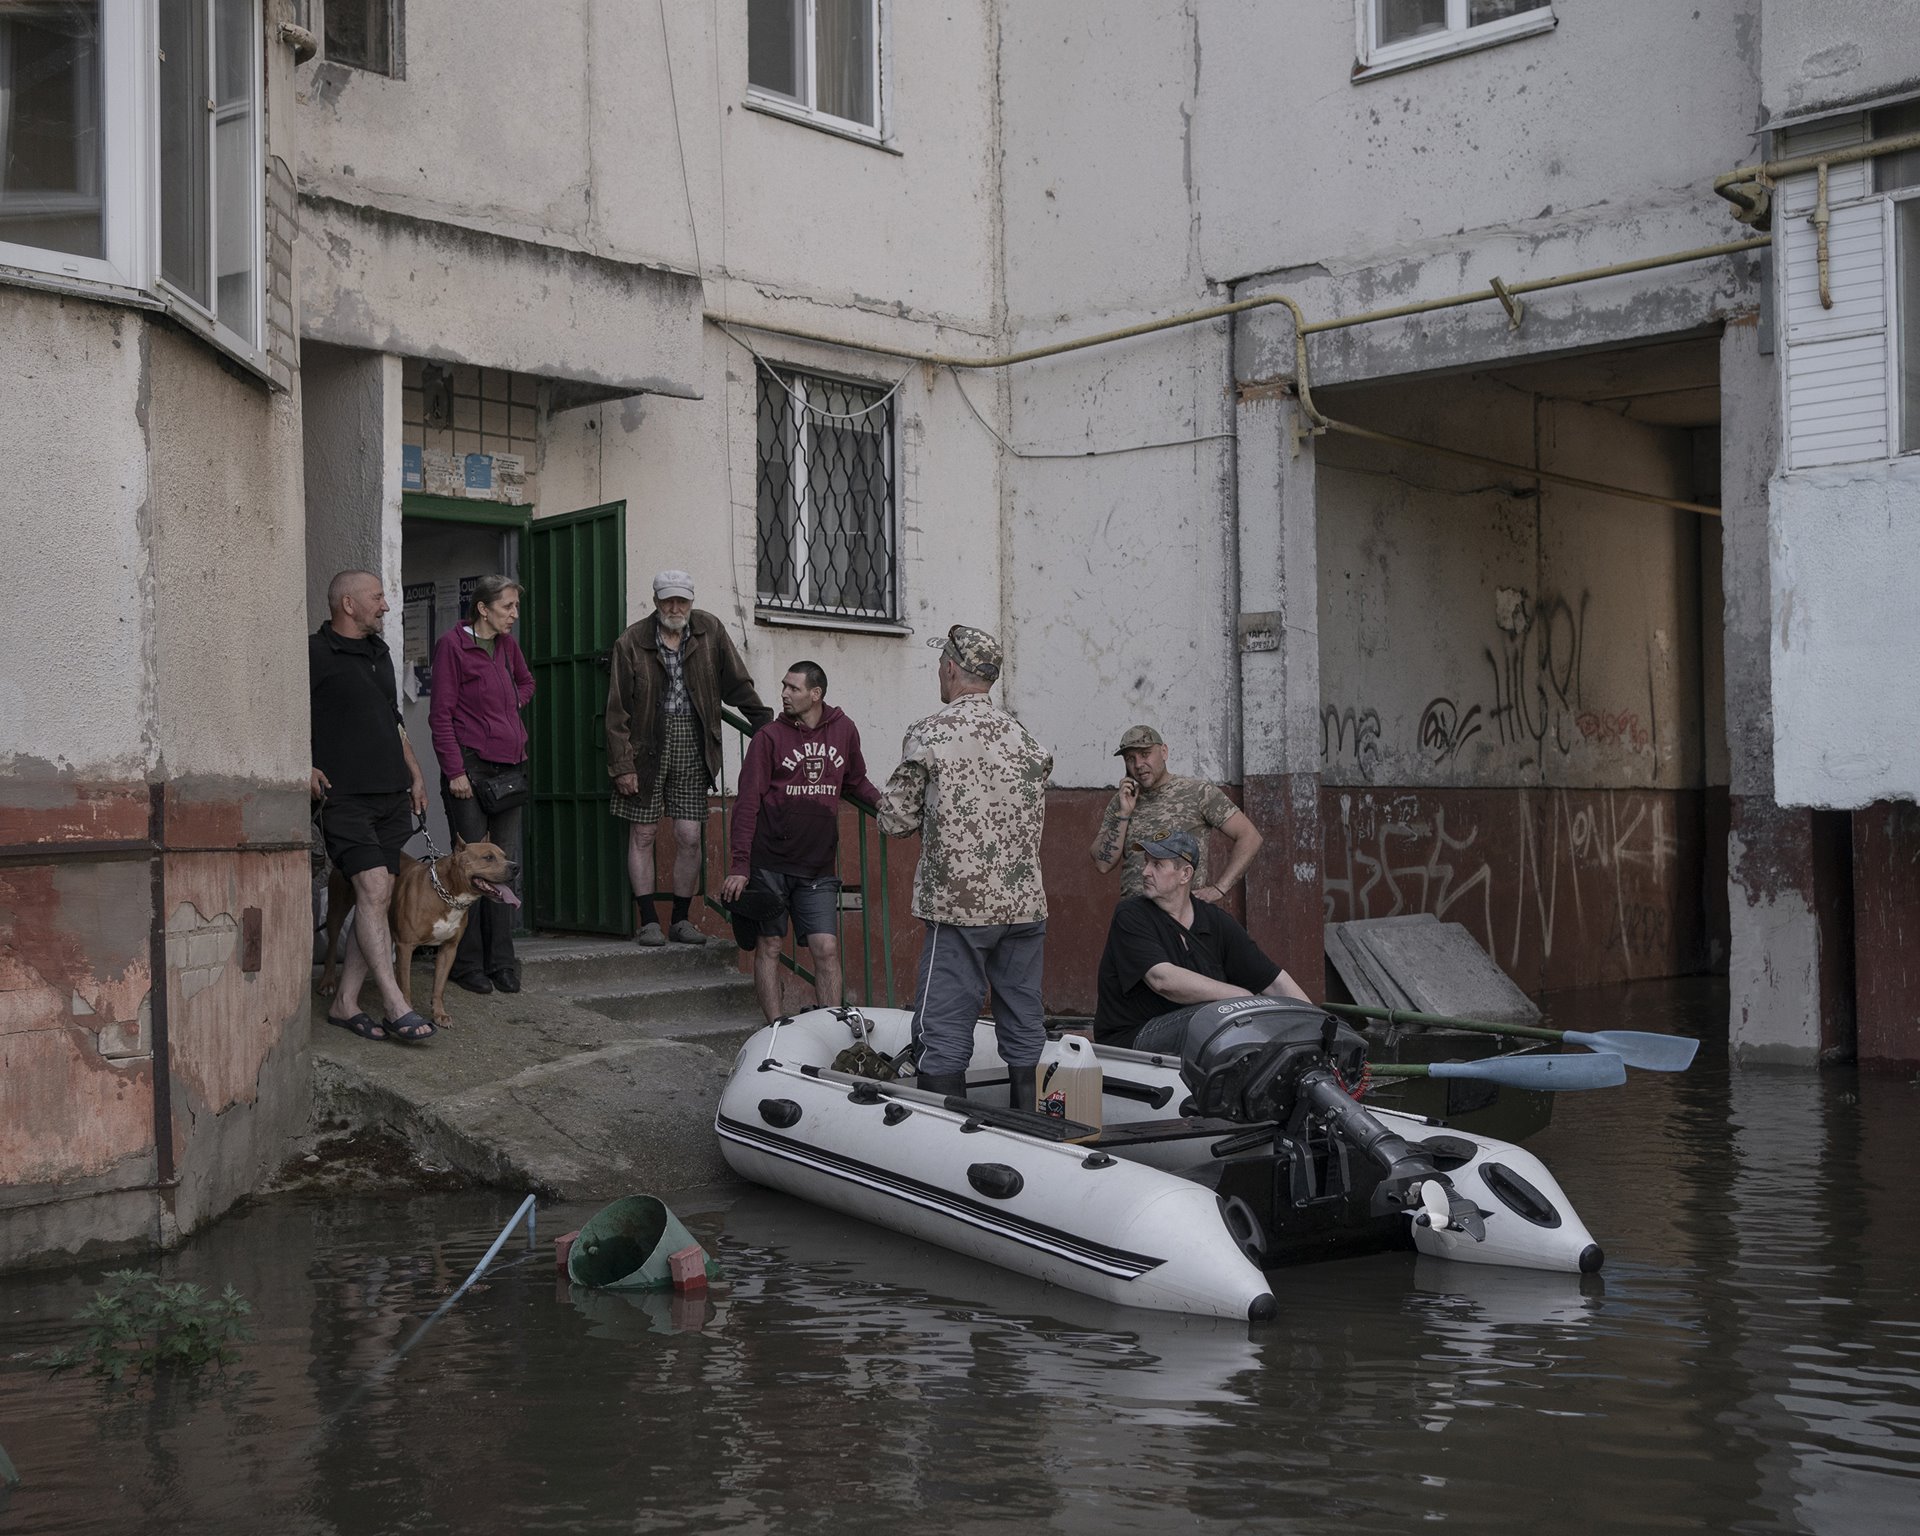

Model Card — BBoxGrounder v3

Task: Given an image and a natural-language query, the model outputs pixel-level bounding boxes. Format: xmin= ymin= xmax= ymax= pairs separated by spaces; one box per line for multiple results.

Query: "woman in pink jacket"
xmin=428 ymin=575 xmax=535 ymax=993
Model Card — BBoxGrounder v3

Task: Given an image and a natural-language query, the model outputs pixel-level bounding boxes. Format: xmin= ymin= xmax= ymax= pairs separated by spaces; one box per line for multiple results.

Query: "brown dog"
xmin=320 ymin=840 xmax=520 ymax=1027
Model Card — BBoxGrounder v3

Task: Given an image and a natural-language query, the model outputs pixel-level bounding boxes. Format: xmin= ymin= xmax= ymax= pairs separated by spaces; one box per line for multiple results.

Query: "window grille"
xmin=756 ymin=364 xmax=897 ymax=622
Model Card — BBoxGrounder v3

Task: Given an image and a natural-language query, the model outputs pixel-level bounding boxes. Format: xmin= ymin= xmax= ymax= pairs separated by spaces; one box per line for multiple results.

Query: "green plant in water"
xmin=41 ymin=1270 xmax=253 ymax=1382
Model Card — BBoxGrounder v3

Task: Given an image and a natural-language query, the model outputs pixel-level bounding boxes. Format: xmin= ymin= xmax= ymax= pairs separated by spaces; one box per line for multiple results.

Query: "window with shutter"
xmin=1777 ymin=107 xmax=1920 ymax=469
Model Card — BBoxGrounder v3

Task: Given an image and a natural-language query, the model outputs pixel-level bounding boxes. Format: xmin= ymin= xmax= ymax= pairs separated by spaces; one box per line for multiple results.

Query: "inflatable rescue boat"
xmin=715 ymin=999 xmax=1604 ymax=1319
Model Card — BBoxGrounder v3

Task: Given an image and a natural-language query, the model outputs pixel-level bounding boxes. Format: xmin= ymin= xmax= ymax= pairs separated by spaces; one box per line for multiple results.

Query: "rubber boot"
xmin=1008 ymin=1064 xmax=1039 ymax=1113
xmin=917 ymin=1071 xmax=968 ymax=1100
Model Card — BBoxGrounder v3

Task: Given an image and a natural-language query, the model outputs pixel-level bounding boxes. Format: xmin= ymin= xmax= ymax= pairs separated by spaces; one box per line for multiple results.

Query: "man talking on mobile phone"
xmin=1089 ymin=724 xmax=1264 ymax=905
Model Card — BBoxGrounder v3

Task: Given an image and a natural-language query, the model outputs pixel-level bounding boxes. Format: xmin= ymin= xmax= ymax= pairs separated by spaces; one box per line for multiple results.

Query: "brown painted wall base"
xmin=707 ymin=778 xmax=1722 ymax=1021
xmin=1322 ymin=784 xmax=1715 ymax=995
xmin=1 ymin=779 xmax=312 ymax=1272
xmin=1854 ymin=800 xmax=1920 ymax=1068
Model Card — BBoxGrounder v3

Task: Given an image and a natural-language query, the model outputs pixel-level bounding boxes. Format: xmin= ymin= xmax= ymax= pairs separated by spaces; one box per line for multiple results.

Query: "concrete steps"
xmin=516 ymin=933 xmax=761 ymax=1047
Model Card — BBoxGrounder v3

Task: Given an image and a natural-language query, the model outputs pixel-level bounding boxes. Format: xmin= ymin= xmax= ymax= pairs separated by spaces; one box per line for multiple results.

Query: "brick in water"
xmin=668 ymin=1244 xmax=709 ymax=1292
xmin=554 ymin=1230 xmax=580 ymax=1273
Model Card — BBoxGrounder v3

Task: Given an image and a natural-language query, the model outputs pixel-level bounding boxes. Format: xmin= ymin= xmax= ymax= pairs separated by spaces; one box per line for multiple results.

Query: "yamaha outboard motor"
xmin=1141 ymin=999 xmax=1485 ymax=1260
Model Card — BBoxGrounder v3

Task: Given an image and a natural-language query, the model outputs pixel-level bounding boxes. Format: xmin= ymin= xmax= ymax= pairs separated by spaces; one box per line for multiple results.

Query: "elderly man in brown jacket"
xmin=606 ymin=570 xmax=771 ymax=945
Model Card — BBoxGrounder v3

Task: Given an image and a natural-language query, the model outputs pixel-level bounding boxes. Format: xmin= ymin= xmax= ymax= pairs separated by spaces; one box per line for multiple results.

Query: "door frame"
xmin=400 ymin=493 xmax=535 ymax=925
xmin=523 ymin=500 xmax=630 ymax=935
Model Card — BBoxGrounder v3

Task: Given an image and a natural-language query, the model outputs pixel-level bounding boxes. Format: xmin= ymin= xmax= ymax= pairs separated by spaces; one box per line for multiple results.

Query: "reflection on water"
xmin=2 ymin=979 xmax=1916 ymax=1534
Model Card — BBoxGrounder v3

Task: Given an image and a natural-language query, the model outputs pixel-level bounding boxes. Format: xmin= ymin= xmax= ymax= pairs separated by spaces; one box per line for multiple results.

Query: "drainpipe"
xmin=147 ymin=783 xmax=176 ymax=1195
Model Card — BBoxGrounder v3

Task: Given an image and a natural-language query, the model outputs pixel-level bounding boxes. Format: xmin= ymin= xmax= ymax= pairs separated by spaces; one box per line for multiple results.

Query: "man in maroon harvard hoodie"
xmin=721 ymin=661 xmax=884 ymax=1021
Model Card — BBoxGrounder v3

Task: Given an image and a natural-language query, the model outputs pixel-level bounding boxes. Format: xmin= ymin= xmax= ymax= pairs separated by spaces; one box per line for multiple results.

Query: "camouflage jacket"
xmin=877 ymin=693 xmax=1053 ymax=926
xmin=1098 ymin=773 xmax=1240 ymax=896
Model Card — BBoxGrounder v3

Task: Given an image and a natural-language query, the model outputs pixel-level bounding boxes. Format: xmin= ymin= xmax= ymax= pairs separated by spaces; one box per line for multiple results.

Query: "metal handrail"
xmin=708 ymin=706 xmax=896 ymax=1007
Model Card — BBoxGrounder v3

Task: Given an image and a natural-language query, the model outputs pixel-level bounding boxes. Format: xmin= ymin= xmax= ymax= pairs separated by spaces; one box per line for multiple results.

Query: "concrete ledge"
xmin=299 ymin=195 xmax=705 ymax=399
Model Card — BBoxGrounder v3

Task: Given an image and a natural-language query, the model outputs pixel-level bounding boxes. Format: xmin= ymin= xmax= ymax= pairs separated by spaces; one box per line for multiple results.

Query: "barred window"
xmin=756 ymin=364 xmax=897 ymax=622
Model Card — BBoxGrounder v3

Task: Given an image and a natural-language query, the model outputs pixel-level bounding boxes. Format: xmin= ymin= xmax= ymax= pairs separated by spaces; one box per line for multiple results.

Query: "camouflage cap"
xmin=1132 ymin=830 xmax=1199 ymax=868
xmin=1114 ymin=724 xmax=1166 ymax=755
xmin=928 ymin=624 xmax=1002 ymax=681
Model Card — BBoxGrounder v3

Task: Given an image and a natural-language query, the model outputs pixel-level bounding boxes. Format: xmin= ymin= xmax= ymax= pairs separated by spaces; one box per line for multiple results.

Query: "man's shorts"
xmin=319 ymin=790 xmax=413 ymax=878
xmin=739 ymin=868 xmax=841 ymax=944
xmin=611 ymin=712 xmax=710 ymax=823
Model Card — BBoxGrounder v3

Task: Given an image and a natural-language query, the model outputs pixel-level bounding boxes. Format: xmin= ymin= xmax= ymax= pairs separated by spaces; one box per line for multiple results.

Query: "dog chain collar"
xmin=415 ymin=820 xmax=462 ymax=909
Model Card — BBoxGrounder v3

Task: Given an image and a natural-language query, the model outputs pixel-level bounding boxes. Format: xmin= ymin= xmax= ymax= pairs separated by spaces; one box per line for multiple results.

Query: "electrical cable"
xmin=946 ymin=365 xmax=1235 ymax=460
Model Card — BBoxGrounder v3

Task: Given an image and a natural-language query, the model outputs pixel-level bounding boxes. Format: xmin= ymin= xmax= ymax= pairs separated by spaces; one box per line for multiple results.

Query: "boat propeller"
xmin=1414 ymin=1177 xmax=1487 ymax=1241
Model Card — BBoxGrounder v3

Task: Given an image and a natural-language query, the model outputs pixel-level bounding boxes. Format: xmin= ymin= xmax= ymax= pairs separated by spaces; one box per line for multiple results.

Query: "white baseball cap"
xmin=653 ymin=569 xmax=695 ymax=601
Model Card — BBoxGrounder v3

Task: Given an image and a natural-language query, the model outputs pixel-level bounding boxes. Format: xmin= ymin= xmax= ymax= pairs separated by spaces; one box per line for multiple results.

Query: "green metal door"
xmin=525 ymin=501 xmax=630 ymax=934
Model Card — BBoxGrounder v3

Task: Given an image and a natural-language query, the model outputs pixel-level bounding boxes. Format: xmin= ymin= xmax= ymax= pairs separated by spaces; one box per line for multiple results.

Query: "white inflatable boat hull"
xmin=716 ymin=1008 xmax=1601 ymax=1318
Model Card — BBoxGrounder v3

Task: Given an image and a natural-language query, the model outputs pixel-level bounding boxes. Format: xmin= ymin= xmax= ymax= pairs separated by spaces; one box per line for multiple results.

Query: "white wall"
xmin=994 ymin=3 xmax=1236 ymax=787
xmin=1761 ymin=0 xmax=1920 ymax=119
xmin=0 ymin=293 xmax=152 ymax=778
xmin=538 ymin=327 xmax=1003 ymax=791
xmin=1769 ymin=458 xmax=1920 ymax=807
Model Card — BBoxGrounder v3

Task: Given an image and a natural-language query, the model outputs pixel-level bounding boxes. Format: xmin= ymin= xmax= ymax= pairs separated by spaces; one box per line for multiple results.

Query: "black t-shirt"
xmin=309 ymin=624 xmax=409 ymax=795
xmin=1094 ymin=895 xmax=1281 ymax=1044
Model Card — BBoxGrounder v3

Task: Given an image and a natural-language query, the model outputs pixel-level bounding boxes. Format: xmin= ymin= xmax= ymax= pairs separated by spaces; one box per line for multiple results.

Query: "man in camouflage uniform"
xmin=878 ymin=624 xmax=1052 ymax=1108
xmin=1089 ymin=724 xmax=1264 ymax=903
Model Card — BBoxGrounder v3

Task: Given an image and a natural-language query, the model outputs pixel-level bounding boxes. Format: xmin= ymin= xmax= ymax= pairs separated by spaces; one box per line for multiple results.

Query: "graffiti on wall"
xmin=1484 ymin=586 xmax=1592 ymax=767
xmin=1324 ymin=787 xmax=1684 ymax=986
xmin=1322 ymin=585 xmax=1660 ymax=783
xmin=1320 ymin=704 xmax=1381 ymax=780
xmin=1417 ymin=696 xmax=1484 ymax=766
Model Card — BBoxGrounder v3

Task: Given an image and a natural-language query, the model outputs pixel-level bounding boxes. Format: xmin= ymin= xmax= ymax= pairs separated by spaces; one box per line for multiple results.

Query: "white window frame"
xmin=1888 ymin=186 xmax=1920 ymax=457
xmin=0 ymin=0 xmax=149 ymax=293
xmin=0 ymin=0 xmax=266 ymax=373
xmin=153 ymin=0 xmax=265 ymax=365
xmin=745 ymin=0 xmax=888 ymax=148
xmin=1354 ymin=0 xmax=1556 ymax=82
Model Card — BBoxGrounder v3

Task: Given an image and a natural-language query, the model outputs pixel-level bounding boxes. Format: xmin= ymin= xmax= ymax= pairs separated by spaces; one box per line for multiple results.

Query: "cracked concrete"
xmin=309 ymin=937 xmax=763 ymax=1200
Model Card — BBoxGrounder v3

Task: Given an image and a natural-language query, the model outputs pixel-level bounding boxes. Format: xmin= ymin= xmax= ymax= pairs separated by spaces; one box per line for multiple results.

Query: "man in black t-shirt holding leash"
xmin=1093 ymin=830 xmax=1311 ymax=1048
xmin=310 ymin=569 xmax=436 ymax=1043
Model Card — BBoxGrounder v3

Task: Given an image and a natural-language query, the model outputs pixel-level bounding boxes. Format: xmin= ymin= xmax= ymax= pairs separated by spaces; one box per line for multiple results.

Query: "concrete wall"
xmin=1760 ymin=0 xmax=1920 ymax=118
xmin=303 ymin=345 xmax=404 ymax=639
xmin=537 ymin=330 xmax=1002 ymax=795
xmin=1769 ymin=459 xmax=1920 ymax=809
xmin=3 ymin=0 xmax=316 ymax=1262
xmin=1315 ymin=377 xmax=1704 ymax=792
xmin=3 ymin=295 xmax=313 ymax=1269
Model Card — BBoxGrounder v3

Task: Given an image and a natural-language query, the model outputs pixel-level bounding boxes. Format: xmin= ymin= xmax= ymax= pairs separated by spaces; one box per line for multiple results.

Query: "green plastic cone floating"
xmin=567 ymin=1195 xmax=720 ymax=1291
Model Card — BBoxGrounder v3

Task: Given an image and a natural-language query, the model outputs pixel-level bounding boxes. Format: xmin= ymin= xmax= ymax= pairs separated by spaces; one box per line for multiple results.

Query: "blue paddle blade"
xmin=1425 ymin=1050 xmax=1628 ymax=1091
xmin=1563 ymin=1028 xmax=1699 ymax=1071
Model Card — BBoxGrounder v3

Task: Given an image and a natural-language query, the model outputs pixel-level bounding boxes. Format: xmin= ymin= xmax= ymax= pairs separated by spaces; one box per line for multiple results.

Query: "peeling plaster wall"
xmin=302 ymin=344 xmax=405 ymax=666
xmin=995 ymin=2 xmax=1237 ymax=788
xmin=4 ymin=301 xmax=312 ymax=1268
xmin=0 ymin=291 xmax=153 ymax=781
xmin=1197 ymin=0 xmax=1763 ymax=285
xmin=147 ymin=326 xmax=310 ymax=787
xmin=295 ymin=1 xmax=997 ymax=389
xmin=1769 ymin=460 xmax=1920 ymax=808
xmin=1761 ymin=0 xmax=1920 ymax=119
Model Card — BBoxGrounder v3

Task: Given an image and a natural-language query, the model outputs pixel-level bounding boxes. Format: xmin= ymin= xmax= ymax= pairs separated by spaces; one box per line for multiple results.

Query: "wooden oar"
xmin=1369 ymin=1051 xmax=1627 ymax=1091
xmin=1325 ymin=1001 xmax=1699 ymax=1072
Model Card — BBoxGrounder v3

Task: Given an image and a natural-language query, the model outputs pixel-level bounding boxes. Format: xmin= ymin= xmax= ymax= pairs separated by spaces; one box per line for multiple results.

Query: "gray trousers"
xmin=910 ymin=919 xmax=1047 ymax=1077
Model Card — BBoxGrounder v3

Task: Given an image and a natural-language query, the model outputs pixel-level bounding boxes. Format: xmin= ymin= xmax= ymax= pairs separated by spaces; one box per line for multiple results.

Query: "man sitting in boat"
xmin=1093 ymin=831 xmax=1311 ymax=1049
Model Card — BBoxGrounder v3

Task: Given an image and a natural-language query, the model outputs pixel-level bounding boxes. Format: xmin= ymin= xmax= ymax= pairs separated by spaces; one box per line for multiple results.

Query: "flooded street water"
xmin=2 ymin=979 xmax=1917 ymax=1534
